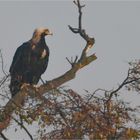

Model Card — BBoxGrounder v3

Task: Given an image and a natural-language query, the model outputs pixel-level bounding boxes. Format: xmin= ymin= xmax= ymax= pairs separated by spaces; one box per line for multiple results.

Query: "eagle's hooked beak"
xmin=47 ymin=31 xmax=53 ymax=35
xmin=48 ymin=32 xmax=53 ymax=36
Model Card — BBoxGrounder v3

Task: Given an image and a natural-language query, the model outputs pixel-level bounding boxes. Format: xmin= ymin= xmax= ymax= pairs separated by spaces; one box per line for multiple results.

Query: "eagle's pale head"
xmin=31 ymin=27 xmax=53 ymax=44
xmin=33 ymin=28 xmax=53 ymax=36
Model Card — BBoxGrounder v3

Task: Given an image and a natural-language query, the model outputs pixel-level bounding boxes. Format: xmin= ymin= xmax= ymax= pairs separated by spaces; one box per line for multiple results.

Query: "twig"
xmin=0 ymin=50 xmax=9 ymax=88
xmin=87 ymin=88 xmax=109 ymax=103
xmin=66 ymin=57 xmax=73 ymax=66
xmin=0 ymin=50 xmax=8 ymax=77
xmin=67 ymin=0 xmax=96 ymax=69
xmin=0 ymin=132 xmax=8 ymax=140
xmin=108 ymin=69 xmax=140 ymax=101
xmin=0 ymin=75 xmax=10 ymax=88
xmin=40 ymin=77 xmax=45 ymax=84
xmin=66 ymin=56 xmax=78 ymax=67
xmin=13 ymin=117 xmax=33 ymax=140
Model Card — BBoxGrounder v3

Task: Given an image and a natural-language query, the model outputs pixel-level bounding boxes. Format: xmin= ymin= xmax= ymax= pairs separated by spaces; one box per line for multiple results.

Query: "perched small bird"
xmin=9 ymin=28 xmax=52 ymax=97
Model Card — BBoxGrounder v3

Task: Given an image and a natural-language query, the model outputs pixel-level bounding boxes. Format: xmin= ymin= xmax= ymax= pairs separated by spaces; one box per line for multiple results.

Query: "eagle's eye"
xmin=44 ymin=29 xmax=53 ymax=36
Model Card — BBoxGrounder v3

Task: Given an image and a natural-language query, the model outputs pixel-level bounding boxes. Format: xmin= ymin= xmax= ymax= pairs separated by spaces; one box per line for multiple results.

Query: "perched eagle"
xmin=9 ymin=28 xmax=52 ymax=97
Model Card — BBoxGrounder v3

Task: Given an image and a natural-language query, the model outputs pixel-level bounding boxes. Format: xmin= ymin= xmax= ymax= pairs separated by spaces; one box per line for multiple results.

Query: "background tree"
xmin=0 ymin=0 xmax=140 ymax=140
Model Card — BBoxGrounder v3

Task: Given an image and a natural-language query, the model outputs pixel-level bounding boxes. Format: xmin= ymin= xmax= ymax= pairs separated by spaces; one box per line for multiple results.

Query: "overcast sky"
xmin=1 ymin=1 xmax=140 ymax=139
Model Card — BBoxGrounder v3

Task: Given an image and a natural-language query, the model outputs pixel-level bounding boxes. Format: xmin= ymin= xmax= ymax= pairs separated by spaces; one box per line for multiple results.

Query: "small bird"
xmin=9 ymin=28 xmax=52 ymax=97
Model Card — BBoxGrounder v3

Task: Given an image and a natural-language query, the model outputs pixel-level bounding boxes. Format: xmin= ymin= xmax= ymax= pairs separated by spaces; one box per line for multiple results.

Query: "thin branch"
xmin=40 ymin=77 xmax=45 ymax=84
xmin=0 ymin=50 xmax=8 ymax=77
xmin=66 ymin=56 xmax=78 ymax=67
xmin=13 ymin=117 xmax=33 ymax=140
xmin=87 ymin=88 xmax=109 ymax=103
xmin=108 ymin=69 xmax=140 ymax=101
xmin=0 ymin=75 xmax=10 ymax=88
xmin=78 ymin=0 xmax=82 ymax=30
xmin=0 ymin=50 xmax=10 ymax=89
xmin=69 ymin=0 xmax=95 ymax=61
xmin=74 ymin=56 xmax=78 ymax=63
xmin=0 ymin=132 xmax=8 ymax=140
xmin=66 ymin=57 xmax=73 ymax=66
xmin=73 ymin=0 xmax=85 ymax=30
xmin=69 ymin=0 xmax=91 ymax=41
xmin=68 ymin=25 xmax=79 ymax=33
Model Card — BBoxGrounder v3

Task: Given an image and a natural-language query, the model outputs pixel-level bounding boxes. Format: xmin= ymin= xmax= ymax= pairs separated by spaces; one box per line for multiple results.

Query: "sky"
xmin=0 ymin=0 xmax=140 ymax=139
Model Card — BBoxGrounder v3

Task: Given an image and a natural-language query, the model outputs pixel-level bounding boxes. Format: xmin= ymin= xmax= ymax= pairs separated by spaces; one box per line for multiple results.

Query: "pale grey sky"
xmin=0 ymin=1 xmax=140 ymax=139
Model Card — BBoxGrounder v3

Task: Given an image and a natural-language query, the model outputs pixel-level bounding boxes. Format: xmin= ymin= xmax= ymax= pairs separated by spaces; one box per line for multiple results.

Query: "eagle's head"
xmin=34 ymin=28 xmax=53 ymax=37
xmin=31 ymin=27 xmax=53 ymax=44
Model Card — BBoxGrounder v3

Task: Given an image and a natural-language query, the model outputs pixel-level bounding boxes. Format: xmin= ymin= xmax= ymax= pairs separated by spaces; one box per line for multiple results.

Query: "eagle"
xmin=9 ymin=28 xmax=52 ymax=97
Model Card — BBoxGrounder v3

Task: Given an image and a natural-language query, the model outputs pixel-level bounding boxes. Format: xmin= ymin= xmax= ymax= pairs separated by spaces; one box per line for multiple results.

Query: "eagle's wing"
xmin=9 ymin=46 xmax=23 ymax=73
xmin=9 ymin=42 xmax=30 ymax=74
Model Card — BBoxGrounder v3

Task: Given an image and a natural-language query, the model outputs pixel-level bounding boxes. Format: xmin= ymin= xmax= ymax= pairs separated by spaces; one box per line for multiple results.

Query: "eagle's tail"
xmin=9 ymin=75 xmax=22 ymax=97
